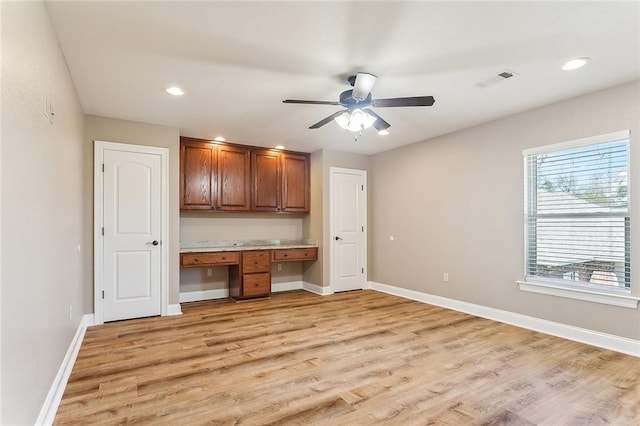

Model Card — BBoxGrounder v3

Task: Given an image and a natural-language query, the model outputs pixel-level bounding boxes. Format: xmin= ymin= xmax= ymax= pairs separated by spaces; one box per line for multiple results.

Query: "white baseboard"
xmin=272 ymin=281 xmax=303 ymax=292
xmin=179 ymin=281 xmax=331 ymax=303
xmin=36 ymin=313 xmax=94 ymax=425
xmin=179 ymin=288 xmax=229 ymax=303
xmin=167 ymin=304 xmax=183 ymax=316
xmin=369 ymin=281 xmax=640 ymax=357
xmin=303 ymin=281 xmax=333 ymax=296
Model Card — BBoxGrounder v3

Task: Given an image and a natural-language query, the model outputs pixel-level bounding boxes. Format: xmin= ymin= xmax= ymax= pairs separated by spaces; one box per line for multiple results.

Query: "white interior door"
xmin=330 ymin=167 xmax=367 ymax=292
xmin=95 ymin=142 xmax=168 ymax=323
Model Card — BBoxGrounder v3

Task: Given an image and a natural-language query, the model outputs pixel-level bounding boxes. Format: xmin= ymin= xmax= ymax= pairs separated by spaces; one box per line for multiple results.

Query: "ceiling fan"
xmin=283 ymin=72 xmax=435 ymax=133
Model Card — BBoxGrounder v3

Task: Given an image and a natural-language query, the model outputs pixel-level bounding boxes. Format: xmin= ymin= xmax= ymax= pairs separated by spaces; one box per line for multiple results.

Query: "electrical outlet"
xmin=443 ymin=273 xmax=449 ymax=282
xmin=277 ymin=263 xmax=282 ymax=271
xmin=207 ymin=268 xmax=212 ymax=277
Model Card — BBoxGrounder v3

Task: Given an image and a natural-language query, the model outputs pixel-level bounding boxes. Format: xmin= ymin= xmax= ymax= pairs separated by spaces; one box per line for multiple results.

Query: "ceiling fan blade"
xmin=309 ymin=110 xmax=347 ymax=129
xmin=351 ymin=73 xmax=377 ymax=101
xmin=283 ymin=99 xmax=341 ymax=105
xmin=371 ymin=96 xmax=435 ymax=108
xmin=363 ymin=109 xmax=391 ymax=131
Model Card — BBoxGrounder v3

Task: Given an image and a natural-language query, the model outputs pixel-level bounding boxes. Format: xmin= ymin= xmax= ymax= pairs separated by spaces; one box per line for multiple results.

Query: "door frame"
xmin=94 ymin=141 xmax=169 ymax=324
xmin=329 ymin=167 xmax=367 ymax=294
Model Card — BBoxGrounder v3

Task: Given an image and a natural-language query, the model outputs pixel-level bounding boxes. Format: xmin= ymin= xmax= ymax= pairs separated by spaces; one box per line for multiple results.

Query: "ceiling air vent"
xmin=476 ymin=69 xmax=519 ymax=88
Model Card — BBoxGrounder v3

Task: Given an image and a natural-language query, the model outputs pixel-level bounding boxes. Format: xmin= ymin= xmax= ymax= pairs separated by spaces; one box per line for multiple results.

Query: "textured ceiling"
xmin=46 ymin=1 xmax=640 ymax=155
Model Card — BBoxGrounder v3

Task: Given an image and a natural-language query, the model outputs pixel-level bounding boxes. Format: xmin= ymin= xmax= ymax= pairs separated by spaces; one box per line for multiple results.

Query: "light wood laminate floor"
xmin=55 ymin=290 xmax=640 ymax=425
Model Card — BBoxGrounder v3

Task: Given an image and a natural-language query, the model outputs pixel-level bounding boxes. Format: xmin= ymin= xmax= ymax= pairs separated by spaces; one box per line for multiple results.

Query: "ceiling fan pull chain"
xmin=354 ymin=129 xmax=363 ymax=142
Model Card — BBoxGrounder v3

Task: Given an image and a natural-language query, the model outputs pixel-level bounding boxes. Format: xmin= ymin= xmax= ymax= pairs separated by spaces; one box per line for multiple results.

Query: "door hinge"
xmin=362 ymin=226 xmax=364 ymax=232
xmin=102 ymin=290 xmax=104 ymax=299
xmin=101 ymin=227 xmax=104 ymax=236
xmin=102 ymin=163 xmax=104 ymax=172
xmin=362 ymin=267 xmax=364 ymax=274
xmin=361 ymin=184 xmax=364 ymax=190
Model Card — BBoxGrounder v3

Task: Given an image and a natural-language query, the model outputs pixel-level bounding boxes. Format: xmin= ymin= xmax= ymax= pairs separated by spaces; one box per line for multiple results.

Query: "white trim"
xmin=180 ymin=288 xmax=229 ymax=303
xmin=178 ymin=282 xmax=306 ymax=303
xmin=369 ymin=281 xmax=640 ymax=357
xmin=303 ymin=281 xmax=333 ymax=296
xmin=522 ymin=129 xmax=630 ymax=156
xmin=94 ymin=141 xmax=170 ymax=324
xmin=167 ymin=304 xmax=183 ymax=316
xmin=272 ymin=281 xmax=303 ymax=292
xmin=517 ymin=280 xmax=639 ymax=308
xmin=36 ymin=314 xmax=95 ymax=426
xmin=329 ymin=167 xmax=368 ymax=294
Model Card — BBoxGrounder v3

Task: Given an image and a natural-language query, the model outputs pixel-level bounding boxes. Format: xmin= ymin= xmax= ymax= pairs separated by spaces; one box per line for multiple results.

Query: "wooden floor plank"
xmin=55 ymin=290 xmax=640 ymax=425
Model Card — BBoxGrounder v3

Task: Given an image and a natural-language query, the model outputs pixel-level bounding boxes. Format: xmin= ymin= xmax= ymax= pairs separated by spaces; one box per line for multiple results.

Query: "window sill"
xmin=516 ymin=280 xmax=639 ymax=309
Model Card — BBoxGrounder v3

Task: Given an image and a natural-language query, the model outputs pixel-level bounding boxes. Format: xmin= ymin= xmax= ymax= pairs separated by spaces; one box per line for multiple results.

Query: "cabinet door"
xmin=217 ymin=144 xmax=250 ymax=211
xmin=251 ymin=149 xmax=281 ymax=212
xmin=180 ymin=140 xmax=216 ymax=210
xmin=281 ymin=152 xmax=310 ymax=213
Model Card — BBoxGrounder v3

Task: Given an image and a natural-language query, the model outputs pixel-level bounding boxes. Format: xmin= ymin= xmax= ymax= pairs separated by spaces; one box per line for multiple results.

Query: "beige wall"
xmin=1 ymin=1 xmax=86 ymax=423
xmin=84 ymin=115 xmax=181 ymax=304
xmin=370 ymin=81 xmax=640 ymax=340
xmin=302 ymin=150 xmax=324 ymax=285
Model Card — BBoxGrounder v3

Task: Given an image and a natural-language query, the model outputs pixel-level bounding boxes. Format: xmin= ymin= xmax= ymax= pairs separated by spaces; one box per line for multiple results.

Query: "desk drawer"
xmin=272 ymin=248 xmax=318 ymax=262
xmin=243 ymin=273 xmax=271 ymax=297
xmin=181 ymin=252 xmax=240 ymax=267
xmin=242 ymin=251 xmax=271 ymax=273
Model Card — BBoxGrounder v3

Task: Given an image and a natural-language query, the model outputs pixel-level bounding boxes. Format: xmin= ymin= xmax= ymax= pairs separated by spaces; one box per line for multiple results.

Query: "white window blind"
xmin=523 ymin=131 xmax=630 ymax=292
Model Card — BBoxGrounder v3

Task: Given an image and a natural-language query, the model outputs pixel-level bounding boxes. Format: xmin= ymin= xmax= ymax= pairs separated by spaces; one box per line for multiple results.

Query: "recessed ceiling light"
xmin=562 ymin=57 xmax=590 ymax=71
xmin=378 ymin=130 xmax=390 ymax=136
xmin=213 ymin=136 xmax=226 ymax=142
xmin=165 ymin=86 xmax=184 ymax=96
xmin=274 ymin=145 xmax=285 ymax=150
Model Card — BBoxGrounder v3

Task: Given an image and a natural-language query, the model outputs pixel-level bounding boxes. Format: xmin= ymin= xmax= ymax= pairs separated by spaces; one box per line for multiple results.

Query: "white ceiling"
xmin=46 ymin=1 xmax=640 ymax=155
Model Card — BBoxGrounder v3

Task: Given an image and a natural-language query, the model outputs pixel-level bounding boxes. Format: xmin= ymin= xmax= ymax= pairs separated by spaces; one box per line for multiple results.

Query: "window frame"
xmin=518 ymin=130 xmax=638 ymax=308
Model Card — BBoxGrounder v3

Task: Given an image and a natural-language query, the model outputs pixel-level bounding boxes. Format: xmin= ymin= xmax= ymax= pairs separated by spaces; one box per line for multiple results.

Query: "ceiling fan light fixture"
xmin=334 ymin=109 xmax=376 ymax=132
xmin=334 ymin=111 xmax=351 ymax=129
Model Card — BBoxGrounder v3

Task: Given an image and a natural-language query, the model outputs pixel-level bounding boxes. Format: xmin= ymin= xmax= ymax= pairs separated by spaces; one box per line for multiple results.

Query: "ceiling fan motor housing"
xmin=339 ymin=90 xmax=372 ymax=109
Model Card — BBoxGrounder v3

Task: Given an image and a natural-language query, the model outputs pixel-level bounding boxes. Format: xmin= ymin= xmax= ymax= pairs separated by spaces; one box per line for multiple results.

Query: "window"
xmin=522 ymin=130 xmax=630 ymax=299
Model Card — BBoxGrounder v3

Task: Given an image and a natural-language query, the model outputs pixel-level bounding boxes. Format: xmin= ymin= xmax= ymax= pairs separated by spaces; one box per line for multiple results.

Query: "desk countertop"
xmin=180 ymin=239 xmax=318 ymax=254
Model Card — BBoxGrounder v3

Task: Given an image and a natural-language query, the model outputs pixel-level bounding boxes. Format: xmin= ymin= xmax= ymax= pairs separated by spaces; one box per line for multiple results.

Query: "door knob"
xmin=147 ymin=240 xmax=159 ymax=246
xmin=335 ymin=236 xmax=343 ymax=241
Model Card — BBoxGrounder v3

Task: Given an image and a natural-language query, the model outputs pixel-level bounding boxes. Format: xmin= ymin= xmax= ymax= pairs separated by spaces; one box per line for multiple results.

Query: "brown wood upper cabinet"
xmin=180 ymin=139 xmax=216 ymax=210
xmin=251 ymin=149 xmax=310 ymax=213
xmin=180 ymin=137 xmax=250 ymax=211
xmin=181 ymin=137 xmax=309 ymax=213
xmin=216 ymin=144 xmax=251 ymax=211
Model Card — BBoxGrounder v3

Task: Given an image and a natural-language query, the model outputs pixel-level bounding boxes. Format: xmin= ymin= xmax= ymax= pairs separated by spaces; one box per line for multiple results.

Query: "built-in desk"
xmin=180 ymin=240 xmax=318 ymax=301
